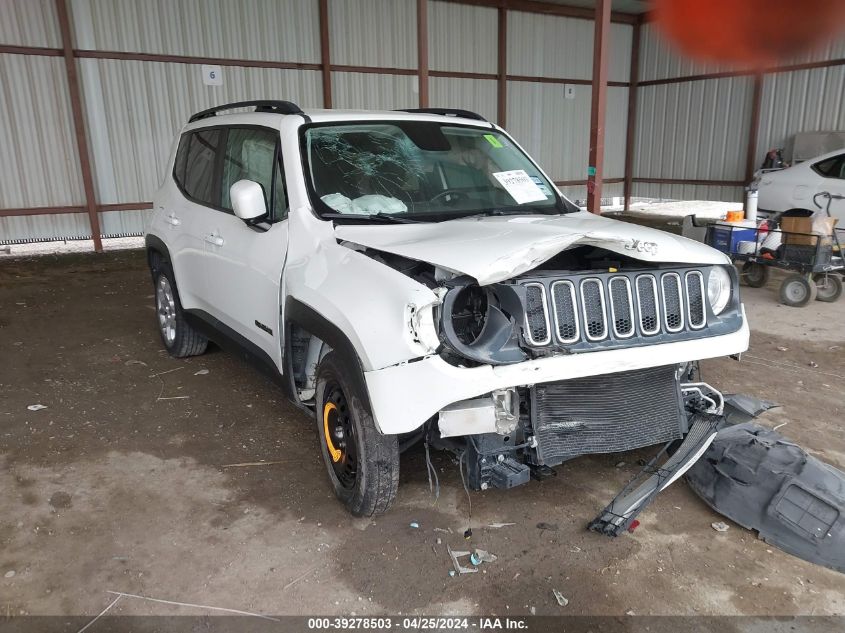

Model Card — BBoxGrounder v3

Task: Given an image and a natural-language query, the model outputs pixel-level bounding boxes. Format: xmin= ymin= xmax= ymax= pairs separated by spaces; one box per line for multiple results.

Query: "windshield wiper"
xmin=320 ymin=212 xmax=422 ymax=224
xmin=459 ymin=206 xmax=561 ymax=219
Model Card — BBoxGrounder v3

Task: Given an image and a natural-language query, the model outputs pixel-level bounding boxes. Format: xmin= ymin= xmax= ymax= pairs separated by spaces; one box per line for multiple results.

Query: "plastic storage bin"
xmin=709 ymin=223 xmax=758 ymax=254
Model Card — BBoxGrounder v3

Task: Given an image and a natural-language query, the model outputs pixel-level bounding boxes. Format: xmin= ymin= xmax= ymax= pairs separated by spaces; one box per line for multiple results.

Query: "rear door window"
xmin=172 ymin=133 xmax=190 ymax=189
xmin=181 ymin=129 xmax=222 ymax=205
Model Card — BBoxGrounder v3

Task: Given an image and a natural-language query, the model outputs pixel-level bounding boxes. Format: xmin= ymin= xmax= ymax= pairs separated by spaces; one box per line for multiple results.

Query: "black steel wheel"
xmin=779 ymin=274 xmax=817 ymax=307
xmin=813 ymin=273 xmax=843 ymax=303
xmin=321 ymin=384 xmax=358 ymax=490
xmin=315 ymin=352 xmax=399 ymax=516
xmin=741 ymin=262 xmax=770 ymax=288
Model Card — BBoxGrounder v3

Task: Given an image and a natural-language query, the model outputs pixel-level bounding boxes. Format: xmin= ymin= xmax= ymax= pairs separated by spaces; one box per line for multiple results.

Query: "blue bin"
xmin=709 ymin=225 xmax=757 ymax=254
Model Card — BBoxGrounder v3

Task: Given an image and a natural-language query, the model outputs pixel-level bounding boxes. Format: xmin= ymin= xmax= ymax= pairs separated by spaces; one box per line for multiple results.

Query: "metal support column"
xmin=56 ymin=0 xmax=103 ymax=251
xmin=587 ymin=0 xmax=611 ymax=214
xmin=417 ymin=0 xmax=430 ymax=108
xmin=497 ymin=7 xmax=507 ymax=126
xmin=745 ymin=73 xmax=764 ymax=187
xmin=623 ymin=19 xmax=641 ymax=211
xmin=318 ymin=0 xmax=332 ymax=108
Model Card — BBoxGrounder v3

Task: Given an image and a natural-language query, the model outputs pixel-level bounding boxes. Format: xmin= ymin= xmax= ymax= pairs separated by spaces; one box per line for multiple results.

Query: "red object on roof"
xmin=652 ymin=0 xmax=845 ymax=67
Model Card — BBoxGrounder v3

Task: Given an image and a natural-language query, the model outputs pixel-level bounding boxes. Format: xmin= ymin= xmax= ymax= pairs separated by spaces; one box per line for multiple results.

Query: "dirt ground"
xmin=1 ymin=249 xmax=844 ymax=620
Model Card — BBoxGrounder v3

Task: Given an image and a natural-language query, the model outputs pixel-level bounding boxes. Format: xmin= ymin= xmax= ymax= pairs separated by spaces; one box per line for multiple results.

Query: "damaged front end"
xmin=436 ymin=248 xmax=743 ymax=366
xmin=416 ymin=247 xmax=747 ymax=525
xmin=341 ymin=219 xmax=749 ymax=528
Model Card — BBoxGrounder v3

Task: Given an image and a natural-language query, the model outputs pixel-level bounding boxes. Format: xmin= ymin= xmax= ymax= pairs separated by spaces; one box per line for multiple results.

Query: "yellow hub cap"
xmin=323 ymin=402 xmax=342 ymax=463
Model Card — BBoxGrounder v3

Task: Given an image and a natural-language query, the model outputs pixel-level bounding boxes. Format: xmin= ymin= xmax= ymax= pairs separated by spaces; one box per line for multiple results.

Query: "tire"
xmin=315 ymin=352 xmax=399 ymax=516
xmin=741 ymin=262 xmax=770 ymax=288
xmin=151 ymin=259 xmax=208 ymax=358
xmin=813 ymin=273 xmax=843 ymax=303
xmin=779 ymin=274 xmax=817 ymax=307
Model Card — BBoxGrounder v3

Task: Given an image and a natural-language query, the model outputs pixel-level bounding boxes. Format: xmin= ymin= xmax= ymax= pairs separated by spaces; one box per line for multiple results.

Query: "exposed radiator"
xmin=530 ymin=365 xmax=685 ymax=466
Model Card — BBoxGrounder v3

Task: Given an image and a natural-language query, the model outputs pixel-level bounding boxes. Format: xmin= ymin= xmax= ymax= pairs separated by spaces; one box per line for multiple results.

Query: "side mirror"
xmin=230 ymin=179 xmax=267 ymax=221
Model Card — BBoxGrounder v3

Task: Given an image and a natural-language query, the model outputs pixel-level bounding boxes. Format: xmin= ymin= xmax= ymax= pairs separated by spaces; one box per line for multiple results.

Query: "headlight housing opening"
xmin=450 ymin=285 xmax=488 ymax=345
xmin=707 ymin=266 xmax=732 ymax=315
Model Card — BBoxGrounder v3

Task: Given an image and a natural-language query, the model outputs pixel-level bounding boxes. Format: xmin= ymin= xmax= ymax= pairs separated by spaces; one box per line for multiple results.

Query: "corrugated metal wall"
xmin=506 ymin=82 xmax=628 ymax=184
xmin=0 ymin=0 xmax=60 ymax=47
xmin=2 ymin=0 xmax=644 ymax=245
xmin=72 ymin=0 xmax=321 ymax=61
xmin=633 ymin=25 xmax=845 ymax=203
xmin=428 ymin=1 xmax=497 ymax=74
xmin=69 ymin=0 xmax=323 ymax=239
xmin=506 ymin=11 xmax=631 ymax=186
xmin=508 ymin=11 xmax=631 ymax=83
xmin=634 ymin=76 xmax=753 ymax=202
xmin=79 ymin=59 xmax=322 ymax=203
xmin=330 ymin=72 xmax=417 ymax=110
xmin=429 ymin=77 xmax=498 ymax=124
xmin=638 ymin=23 xmax=745 ymax=83
xmin=13 ymin=2 xmax=844 ymax=242
xmin=329 ymin=0 xmax=417 ymax=69
xmin=0 ymin=54 xmax=84 ymax=208
xmin=756 ymin=66 xmax=845 ymax=161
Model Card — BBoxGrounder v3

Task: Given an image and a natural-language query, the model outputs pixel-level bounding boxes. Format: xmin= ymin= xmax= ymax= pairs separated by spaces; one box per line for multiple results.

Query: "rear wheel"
xmin=151 ymin=260 xmax=208 ymax=357
xmin=741 ymin=262 xmax=770 ymax=288
xmin=779 ymin=274 xmax=817 ymax=307
xmin=315 ymin=353 xmax=399 ymax=516
xmin=813 ymin=273 xmax=843 ymax=303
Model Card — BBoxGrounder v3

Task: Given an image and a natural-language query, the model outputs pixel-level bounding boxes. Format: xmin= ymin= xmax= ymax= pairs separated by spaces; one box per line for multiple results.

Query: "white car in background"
xmin=756 ymin=148 xmax=845 ymax=220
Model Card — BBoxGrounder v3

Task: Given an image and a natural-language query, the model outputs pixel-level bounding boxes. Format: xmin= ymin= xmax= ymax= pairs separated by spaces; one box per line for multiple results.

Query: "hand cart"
xmin=705 ymin=191 xmax=844 ymax=307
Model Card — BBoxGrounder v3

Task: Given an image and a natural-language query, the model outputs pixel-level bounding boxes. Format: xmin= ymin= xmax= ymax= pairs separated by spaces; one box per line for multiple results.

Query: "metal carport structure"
xmin=1 ymin=0 xmax=844 ymax=248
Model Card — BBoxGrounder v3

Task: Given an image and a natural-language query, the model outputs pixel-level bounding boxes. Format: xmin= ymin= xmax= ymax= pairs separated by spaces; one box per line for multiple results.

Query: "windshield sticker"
xmin=530 ymin=175 xmax=553 ymax=198
xmin=492 ymin=170 xmax=547 ymax=204
xmin=484 ymin=134 xmax=504 ymax=149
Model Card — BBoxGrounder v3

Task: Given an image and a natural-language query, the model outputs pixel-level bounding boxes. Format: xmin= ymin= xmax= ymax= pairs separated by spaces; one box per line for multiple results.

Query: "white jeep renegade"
xmin=146 ymin=100 xmax=749 ymax=527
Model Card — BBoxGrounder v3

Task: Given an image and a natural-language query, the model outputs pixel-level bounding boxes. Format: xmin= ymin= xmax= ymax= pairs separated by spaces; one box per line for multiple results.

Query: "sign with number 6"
xmin=201 ymin=65 xmax=223 ymax=86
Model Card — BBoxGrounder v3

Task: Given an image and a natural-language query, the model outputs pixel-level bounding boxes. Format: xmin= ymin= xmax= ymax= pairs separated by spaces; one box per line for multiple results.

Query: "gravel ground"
xmin=1 ymin=248 xmax=843 ymax=622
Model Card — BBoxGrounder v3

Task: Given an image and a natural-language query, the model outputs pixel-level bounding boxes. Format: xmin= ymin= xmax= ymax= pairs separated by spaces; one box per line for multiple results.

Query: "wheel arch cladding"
xmin=145 ymin=235 xmax=171 ymax=279
xmin=285 ymin=298 xmax=374 ymax=417
xmin=687 ymin=422 xmax=845 ymax=574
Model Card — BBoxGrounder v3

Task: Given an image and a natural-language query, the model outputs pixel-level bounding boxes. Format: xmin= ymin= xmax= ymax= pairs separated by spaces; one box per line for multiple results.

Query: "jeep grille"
xmin=521 ymin=268 xmax=716 ymax=351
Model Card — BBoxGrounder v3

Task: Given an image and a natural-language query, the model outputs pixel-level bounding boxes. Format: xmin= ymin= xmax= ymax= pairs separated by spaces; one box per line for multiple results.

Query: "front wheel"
xmin=779 ymin=274 xmax=817 ymax=307
xmin=813 ymin=273 xmax=843 ymax=303
xmin=315 ymin=353 xmax=399 ymax=516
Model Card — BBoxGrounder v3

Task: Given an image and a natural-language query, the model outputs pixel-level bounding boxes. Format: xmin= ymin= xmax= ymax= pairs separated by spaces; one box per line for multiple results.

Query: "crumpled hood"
xmin=334 ymin=211 xmax=728 ymax=285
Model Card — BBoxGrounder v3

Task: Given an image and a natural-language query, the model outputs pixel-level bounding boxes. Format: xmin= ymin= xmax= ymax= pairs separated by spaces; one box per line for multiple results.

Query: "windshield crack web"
xmin=311 ymin=128 xmax=425 ymax=213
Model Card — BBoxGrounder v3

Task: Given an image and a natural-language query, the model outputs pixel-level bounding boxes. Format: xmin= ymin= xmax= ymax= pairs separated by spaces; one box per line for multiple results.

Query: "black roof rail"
xmin=188 ymin=100 xmax=304 ymax=123
xmin=397 ymin=108 xmax=487 ymax=122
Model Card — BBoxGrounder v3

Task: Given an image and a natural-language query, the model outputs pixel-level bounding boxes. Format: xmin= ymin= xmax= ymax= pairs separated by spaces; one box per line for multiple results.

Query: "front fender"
xmin=284 ymin=241 xmax=440 ymax=372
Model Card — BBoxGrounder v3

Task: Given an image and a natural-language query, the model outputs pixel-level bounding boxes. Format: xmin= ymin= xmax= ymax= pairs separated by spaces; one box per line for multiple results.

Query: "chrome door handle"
xmin=205 ymin=234 xmax=224 ymax=247
xmin=165 ymin=213 xmax=181 ymax=226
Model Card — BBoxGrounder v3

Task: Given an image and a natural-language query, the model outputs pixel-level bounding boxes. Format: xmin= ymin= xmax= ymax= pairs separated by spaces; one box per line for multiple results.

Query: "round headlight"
xmin=707 ymin=266 xmax=732 ymax=315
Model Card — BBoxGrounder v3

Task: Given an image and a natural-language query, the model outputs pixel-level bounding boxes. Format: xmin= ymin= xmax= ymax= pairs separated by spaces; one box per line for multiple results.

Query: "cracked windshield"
xmin=304 ymin=122 xmax=567 ymax=219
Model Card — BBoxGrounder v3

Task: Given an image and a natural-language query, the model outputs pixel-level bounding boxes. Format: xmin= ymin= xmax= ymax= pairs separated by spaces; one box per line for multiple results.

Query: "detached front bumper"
xmin=365 ymin=306 xmax=749 ymax=434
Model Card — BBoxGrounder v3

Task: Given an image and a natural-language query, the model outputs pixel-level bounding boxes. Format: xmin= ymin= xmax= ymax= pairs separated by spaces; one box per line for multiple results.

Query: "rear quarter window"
xmin=812 ymin=155 xmax=845 ymax=179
